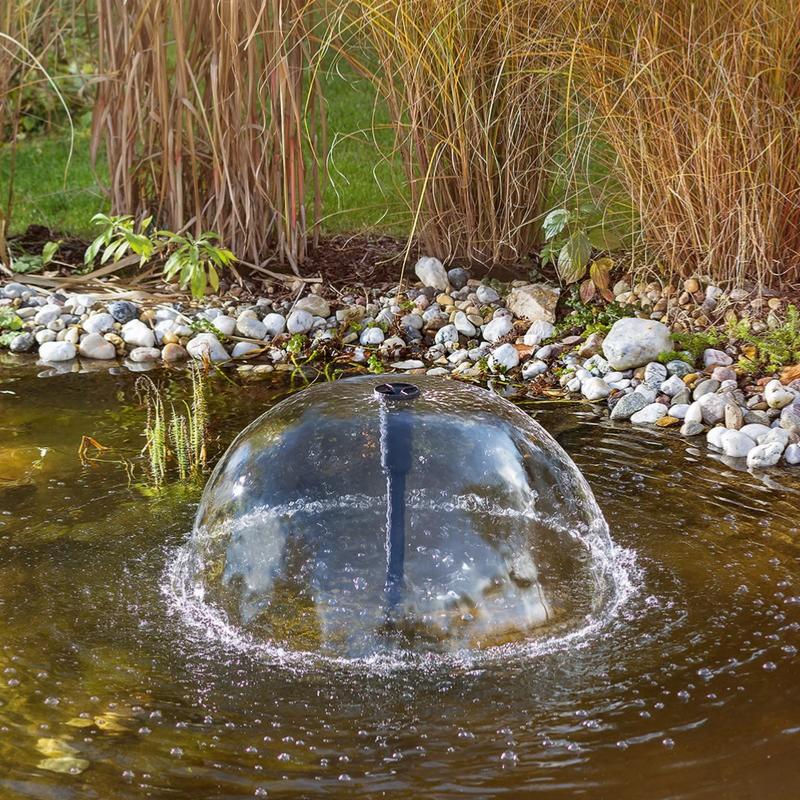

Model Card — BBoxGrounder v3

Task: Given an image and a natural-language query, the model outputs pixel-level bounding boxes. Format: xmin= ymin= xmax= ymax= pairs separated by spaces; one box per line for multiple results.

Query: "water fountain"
xmin=184 ymin=376 xmax=616 ymax=658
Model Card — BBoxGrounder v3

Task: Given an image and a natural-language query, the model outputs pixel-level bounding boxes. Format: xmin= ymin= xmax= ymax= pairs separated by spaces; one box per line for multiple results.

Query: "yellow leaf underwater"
xmin=37 ymin=756 xmax=89 ymax=774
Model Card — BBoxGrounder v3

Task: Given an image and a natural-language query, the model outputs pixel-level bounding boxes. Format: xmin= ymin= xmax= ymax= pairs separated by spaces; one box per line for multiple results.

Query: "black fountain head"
xmin=187 ymin=375 xmax=613 ymax=658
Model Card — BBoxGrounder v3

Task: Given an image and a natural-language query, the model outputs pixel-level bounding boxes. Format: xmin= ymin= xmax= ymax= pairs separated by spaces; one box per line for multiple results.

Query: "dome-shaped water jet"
xmin=183 ymin=376 xmax=614 ymax=658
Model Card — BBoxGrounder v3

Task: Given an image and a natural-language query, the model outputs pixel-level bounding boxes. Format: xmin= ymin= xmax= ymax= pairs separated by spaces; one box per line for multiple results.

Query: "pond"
xmin=1 ymin=362 xmax=799 ymax=798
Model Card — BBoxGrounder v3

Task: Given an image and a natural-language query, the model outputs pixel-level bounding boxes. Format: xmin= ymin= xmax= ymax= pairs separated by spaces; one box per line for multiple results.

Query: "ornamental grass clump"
xmin=580 ymin=0 xmax=800 ymax=287
xmin=336 ymin=0 xmax=572 ymax=266
xmin=92 ymin=0 xmax=326 ymax=272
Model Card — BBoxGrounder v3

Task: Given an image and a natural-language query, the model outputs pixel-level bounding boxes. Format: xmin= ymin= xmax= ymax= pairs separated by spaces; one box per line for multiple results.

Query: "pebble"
xmin=391 ymin=360 xmax=425 ymax=370
xmin=162 ymin=343 xmax=188 ymax=361
xmin=724 ymin=402 xmax=744 ymax=430
xmin=232 ymin=341 xmax=261 ymax=358
xmin=236 ymin=316 xmax=268 ymax=340
xmin=38 ymin=341 xmax=76 ymax=362
xmin=747 ymin=441 xmax=785 ymax=469
xmin=698 ymin=392 xmax=728 ymax=424
xmin=263 ymin=313 xmax=287 ymax=337
xmin=212 ymin=315 xmax=236 ymax=336
xmin=186 ymin=333 xmax=228 ymax=362
xmin=582 ymin=377 xmax=611 ymax=401
xmin=680 ymin=420 xmax=705 ymax=436
xmin=415 ymin=257 xmax=450 ymax=291
xmin=83 ymin=313 xmax=115 ymax=334
xmin=360 ymin=327 xmax=385 ymax=346
xmin=785 ymin=443 xmax=800 ymax=465
xmin=764 ymin=379 xmax=795 ymax=409
xmin=453 ymin=311 xmax=477 ymax=338
xmin=78 ymin=333 xmax=116 ymax=360
xmin=630 ymin=403 xmax=668 ymax=424
xmin=522 ymin=360 xmax=548 ymax=380
xmin=693 ymin=379 xmax=720 ymax=399
xmin=34 ymin=305 xmax=61 ymax=326
xmin=9 ymin=332 xmax=34 ymax=353
xmin=108 ymin=300 xmax=139 ymax=324
xmin=122 ymin=319 xmax=156 ymax=349
xmin=660 ymin=375 xmax=685 ymax=397
xmin=287 ymin=310 xmax=313 ymax=334
xmin=666 ymin=359 xmax=693 ymax=377
xmin=434 ymin=324 xmax=458 ymax=345
xmin=476 ymin=285 xmax=500 ymax=305
xmin=447 ymin=267 xmax=469 ymax=290
xmin=703 ymin=348 xmax=732 ymax=368
xmin=523 ymin=320 xmax=555 ymax=346
xmin=295 ymin=295 xmax=330 ymax=318
xmin=482 ymin=316 xmax=513 ymax=343
xmin=602 ymin=317 xmax=671 ymax=370
xmin=129 ymin=346 xmax=162 ymax=362
xmin=489 ymin=343 xmax=519 ymax=371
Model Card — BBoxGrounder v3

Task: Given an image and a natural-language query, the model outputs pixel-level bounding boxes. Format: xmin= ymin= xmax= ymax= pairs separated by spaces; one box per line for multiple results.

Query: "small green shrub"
xmin=670 ymin=330 xmax=725 ymax=362
xmin=656 ymin=350 xmax=693 ymax=365
xmin=0 ymin=309 xmax=23 ymax=331
xmin=729 ymin=305 xmax=800 ymax=373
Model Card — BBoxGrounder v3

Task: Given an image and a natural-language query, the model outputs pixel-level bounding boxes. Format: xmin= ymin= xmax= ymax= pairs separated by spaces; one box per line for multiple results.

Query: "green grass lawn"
xmin=1 ymin=69 xmax=409 ymax=241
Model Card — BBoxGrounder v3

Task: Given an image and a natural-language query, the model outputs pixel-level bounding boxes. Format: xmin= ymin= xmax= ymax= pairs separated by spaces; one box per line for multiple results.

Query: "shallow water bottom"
xmin=1 ymin=364 xmax=799 ymax=798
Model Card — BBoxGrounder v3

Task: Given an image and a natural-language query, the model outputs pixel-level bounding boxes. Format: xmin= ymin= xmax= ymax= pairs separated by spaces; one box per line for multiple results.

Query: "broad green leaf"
xmin=542 ymin=208 xmax=570 ymax=241
xmin=42 ymin=241 xmax=60 ymax=264
xmin=557 ymin=231 xmax=591 ymax=284
xmin=190 ymin=267 xmax=206 ymax=299
xmin=588 ymin=227 xmax=623 ymax=252
xmin=207 ymin=264 xmax=219 ymax=292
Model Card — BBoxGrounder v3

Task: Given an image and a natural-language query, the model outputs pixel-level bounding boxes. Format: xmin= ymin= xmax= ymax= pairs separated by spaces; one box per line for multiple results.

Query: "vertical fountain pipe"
xmin=375 ymin=382 xmax=420 ymax=612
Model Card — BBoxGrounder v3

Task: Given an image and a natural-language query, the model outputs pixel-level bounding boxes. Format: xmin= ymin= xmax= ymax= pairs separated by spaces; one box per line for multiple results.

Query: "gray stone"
xmin=693 ymin=379 xmax=720 ymax=399
xmin=602 ymin=318 xmax=672 ymax=370
xmin=108 ymin=300 xmax=139 ymax=324
xmin=666 ymin=359 xmax=693 ymax=377
xmin=414 ymin=257 xmax=450 ymax=291
xmin=706 ymin=427 xmax=727 ymax=449
xmin=703 ymin=348 xmax=732 ymax=368
xmin=698 ymin=392 xmax=728 ymax=424
xmin=447 ymin=267 xmax=469 ymax=290
xmin=760 ymin=428 xmax=791 ymax=448
xmin=506 ymin=283 xmax=559 ymax=322
xmin=287 ymin=310 xmax=314 ymax=334
xmin=391 ymin=359 xmax=425 ymax=370
xmin=476 ymin=285 xmax=500 ymax=304
xmin=35 ymin=329 xmax=56 ymax=345
xmin=680 ymin=420 xmax=705 ymax=436
xmin=611 ymin=392 xmax=649 ymax=421
xmin=9 ymin=332 xmax=34 ymax=353
xmin=2 ymin=282 xmax=28 ymax=298
xmin=295 ymin=294 xmax=330 ymax=318
xmin=236 ymin=316 xmax=268 ymax=340
xmin=453 ymin=311 xmax=477 ymax=338
xmin=660 ymin=374 xmax=685 ymax=397
xmin=212 ymin=315 xmax=236 ymax=336
xmin=434 ymin=324 xmax=459 ymax=345
xmin=522 ymin=360 xmax=548 ymax=379
xmin=669 ymin=403 xmax=690 ymax=419
xmin=34 ymin=304 xmax=61 ymax=326
xmin=38 ymin=341 xmax=76 ymax=362
xmin=740 ymin=423 xmax=772 ymax=441
xmin=263 ymin=313 xmax=286 ymax=337
xmin=78 ymin=333 xmax=116 ymax=360
xmin=785 ymin=443 xmax=800 ymax=465
xmin=634 ymin=384 xmax=658 ymax=404
xmin=359 ymin=327 xmax=385 ymax=346
xmin=400 ymin=313 xmax=424 ymax=331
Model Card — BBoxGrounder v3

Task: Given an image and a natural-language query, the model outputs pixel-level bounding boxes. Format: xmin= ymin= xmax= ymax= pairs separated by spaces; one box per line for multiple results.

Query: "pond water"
xmin=1 ymin=361 xmax=799 ymax=798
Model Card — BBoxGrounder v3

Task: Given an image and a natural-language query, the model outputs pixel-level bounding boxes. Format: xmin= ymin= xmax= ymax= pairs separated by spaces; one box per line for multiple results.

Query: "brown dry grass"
xmin=333 ymin=0 xmax=574 ymax=268
xmin=91 ymin=0 xmax=326 ymax=273
xmin=579 ymin=0 xmax=800 ymax=288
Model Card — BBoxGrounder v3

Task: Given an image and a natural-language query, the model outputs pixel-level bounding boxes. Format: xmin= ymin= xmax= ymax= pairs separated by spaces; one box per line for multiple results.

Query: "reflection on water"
xmin=0 ymin=363 xmax=799 ymax=798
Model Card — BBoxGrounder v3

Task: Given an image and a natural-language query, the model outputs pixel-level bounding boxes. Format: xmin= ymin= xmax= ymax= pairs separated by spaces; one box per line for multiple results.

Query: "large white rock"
xmin=706 ymin=427 xmax=727 ymax=449
xmin=186 ymin=333 xmax=229 ymax=362
xmin=746 ymin=441 xmax=785 ymax=469
xmin=698 ymin=392 xmax=728 ymax=424
xmin=263 ymin=313 xmax=287 ymax=337
xmin=236 ymin=316 xmax=268 ymax=340
xmin=602 ymin=318 xmax=672 ymax=370
xmin=286 ymin=310 xmax=313 ymax=335
xmin=506 ymin=284 xmax=560 ymax=323
xmin=764 ymin=379 xmax=795 ymax=410
xmin=482 ymin=315 xmax=513 ymax=343
xmin=212 ymin=315 xmax=236 ymax=336
xmin=720 ymin=430 xmax=756 ymax=458
xmin=38 ymin=341 xmax=76 ymax=362
xmin=121 ymin=319 xmax=155 ymax=349
xmin=78 ymin=333 xmax=115 ymax=360
xmin=34 ymin=304 xmax=61 ymax=326
xmin=414 ymin=257 xmax=450 ymax=291
xmin=740 ymin=423 xmax=772 ymax=441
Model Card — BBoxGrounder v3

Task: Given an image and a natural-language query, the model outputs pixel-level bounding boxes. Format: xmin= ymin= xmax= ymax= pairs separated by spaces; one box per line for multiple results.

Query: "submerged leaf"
xmin=36 ymin=737 xmax=78 ymax=757
xmin=37 ymin=756 xmax=89 ymax=774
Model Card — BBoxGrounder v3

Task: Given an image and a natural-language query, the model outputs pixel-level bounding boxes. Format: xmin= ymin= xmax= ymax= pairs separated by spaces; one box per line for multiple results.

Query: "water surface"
xmin=1 ymin=363 xmax=799 ymax=798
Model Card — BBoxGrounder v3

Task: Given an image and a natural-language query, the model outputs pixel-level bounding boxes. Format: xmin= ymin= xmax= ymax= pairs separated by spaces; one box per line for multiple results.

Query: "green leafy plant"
xmin=671 ymin=330 xmax=725 ymax=363
xmin=160 ymin=231 xmax=235 ymax=299
xmin=729 ymin=305 xmax=800 ymax=373
xmin=10 ymin=240 xmax=61 ymax=274
xmin=540 ymin=203 xmax=622 ymax=291
xmin=367 ymin=353 xmax=384 ymax=374
xmin=553 ymin=287 xmax=634 ymax=338
xmin=656 ymin=350 xmax=694 ymax=366
xmin=85 ymin=213 xmax=156 ymax=267
xmin=0 ymin=308 xmax=23 ymax=331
